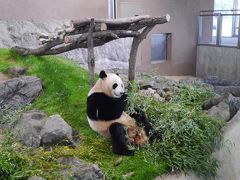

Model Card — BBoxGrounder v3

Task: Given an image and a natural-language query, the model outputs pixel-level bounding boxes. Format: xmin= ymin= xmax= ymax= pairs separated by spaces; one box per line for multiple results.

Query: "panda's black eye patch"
xmin=112 ymin=83 xmax=118 ymax=89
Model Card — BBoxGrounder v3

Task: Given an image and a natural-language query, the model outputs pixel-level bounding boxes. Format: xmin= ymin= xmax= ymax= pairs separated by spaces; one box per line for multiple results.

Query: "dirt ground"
xmin=0 ymin=72 xmax=10 ymax=83
xmin=164 ymin=76 xmax=197 ymax=81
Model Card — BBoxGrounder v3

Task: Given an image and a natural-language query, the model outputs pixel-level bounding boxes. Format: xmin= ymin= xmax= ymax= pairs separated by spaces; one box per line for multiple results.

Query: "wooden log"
xmin=88 ymin=18 xmax=95 ymax=88
xmin=13 ymin=30 xmax=140 ymax=56
xmin=68 ymin=22 xmax=107 ymax=35
xmin=128 ymin=26 xmax=155 ymax=81
xmin=71 ymin=15 xmax=150 ymax=29
xmin=13 ymin=39 xmax=63 ymax=56
xmin=71 ymin=15 xmax=169 ymax=32
xmin=64 ymin=30 xmax=139 ymax=44
xmin=13 ymin=35 xmax=121 ymax=56
xmin=128 ymin=14 xmax=170 ymax=31
xmin=64 ymin=31 xmax=119 ymax=44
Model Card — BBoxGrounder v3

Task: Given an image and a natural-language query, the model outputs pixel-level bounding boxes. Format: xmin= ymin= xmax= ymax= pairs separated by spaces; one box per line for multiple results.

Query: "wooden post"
xmin=128 ymin=26 xmax=155 ymax=81
xmin=87 ymin=18 xmax=96 ymax=88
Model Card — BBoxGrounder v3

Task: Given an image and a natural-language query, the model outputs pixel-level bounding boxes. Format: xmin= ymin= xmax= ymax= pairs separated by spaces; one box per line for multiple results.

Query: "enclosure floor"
xmin=164 ymin=76 xmax=197 ymax=81
xmin=0 ymin=72 xmax=10 ymax=84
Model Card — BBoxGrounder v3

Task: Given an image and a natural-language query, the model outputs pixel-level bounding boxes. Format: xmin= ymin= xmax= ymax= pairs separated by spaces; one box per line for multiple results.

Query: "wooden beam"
xmin=64 ymin=30 xmax=139 ymax=44
xmin=128 ymin=26 xmax=155 ymax=81
xmin=71 ymin=15 xmax=150 ymax=29
xmin=87 ymin=18 xmax=95 ymax=88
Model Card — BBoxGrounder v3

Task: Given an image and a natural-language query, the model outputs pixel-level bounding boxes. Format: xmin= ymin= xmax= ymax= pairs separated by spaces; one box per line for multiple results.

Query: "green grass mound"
xmin=0 ymin=49 xmax=223 ymax=179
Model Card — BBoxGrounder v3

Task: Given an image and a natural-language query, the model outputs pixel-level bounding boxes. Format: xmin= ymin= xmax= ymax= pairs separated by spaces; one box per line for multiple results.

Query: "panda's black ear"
xmin=116 ymin=73 xmax=119 ymax=76
xmin=99 ymin=70 xmax=107 ymax=79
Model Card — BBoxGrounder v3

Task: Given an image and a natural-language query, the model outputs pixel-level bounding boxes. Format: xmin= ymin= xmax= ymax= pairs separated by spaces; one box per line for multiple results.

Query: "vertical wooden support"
xmin=128 ymin=26 xmax=155 ymax=81
xmin=88 ymin=18 xmax=95 ymax=87
xmin=237 ymin=15 xmax=240 ymax=48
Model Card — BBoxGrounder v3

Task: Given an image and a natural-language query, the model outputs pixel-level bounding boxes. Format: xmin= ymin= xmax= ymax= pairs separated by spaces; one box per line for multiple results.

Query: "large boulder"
xmin=202 ymin=94 xmax=224 ymax=110
xmin=228 ymin=94 xmax=240 ymax=119
xmin=0 ymin=76 xmax=42 ymax=110
xmin=207 ymin=101 xmax=230 ymax=121
xmin=214 ymin=86 xmax=240 ymax=97
xmin=14 ymin=110 xmax=47 ymax=147
xmin=215 ymin=110 xmax=240 ymax=180
xmin=60 ymin=157 xmax=104 ymax=180
xmin=40 ymin=114 xmax=78 ymax=147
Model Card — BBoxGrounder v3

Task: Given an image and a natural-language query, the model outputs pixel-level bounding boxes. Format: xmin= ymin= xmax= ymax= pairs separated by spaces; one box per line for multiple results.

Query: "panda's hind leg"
xmin=130 ymin=108 xmax=162 ymax=142
xmin=109 ymin=122 xmax=134 ymax=156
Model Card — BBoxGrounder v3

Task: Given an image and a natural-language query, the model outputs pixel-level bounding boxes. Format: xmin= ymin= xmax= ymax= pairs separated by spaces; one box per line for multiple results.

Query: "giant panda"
xmin=87 ymin=70 xmax=150 ymax=156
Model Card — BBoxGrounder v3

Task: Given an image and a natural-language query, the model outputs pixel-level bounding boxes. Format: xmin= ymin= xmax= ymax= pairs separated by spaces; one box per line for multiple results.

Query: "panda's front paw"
xmin=121 ymin=93 xmax=128 ymax=101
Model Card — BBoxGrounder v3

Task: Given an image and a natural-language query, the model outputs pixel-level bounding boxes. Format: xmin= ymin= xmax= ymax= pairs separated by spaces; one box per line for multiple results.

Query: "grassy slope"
xmin=0 ymin=49 xmax=166 ymax=179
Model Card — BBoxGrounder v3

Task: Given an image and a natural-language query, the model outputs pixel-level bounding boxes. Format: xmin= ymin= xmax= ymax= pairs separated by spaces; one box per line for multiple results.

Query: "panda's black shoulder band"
xmin=87 ymin=92 xmax=127 ymax=121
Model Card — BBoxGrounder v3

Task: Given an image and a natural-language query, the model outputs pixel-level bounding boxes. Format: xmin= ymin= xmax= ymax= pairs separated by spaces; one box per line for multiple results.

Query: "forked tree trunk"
xmin=128 ymin=26 xmax=155 ymax=81
xmin=87 ymin=18 xmax=95 ymax=87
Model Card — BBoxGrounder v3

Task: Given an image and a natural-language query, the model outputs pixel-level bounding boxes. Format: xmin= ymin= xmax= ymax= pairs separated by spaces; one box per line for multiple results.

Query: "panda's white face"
xmin=102 ymin=73 xmax=125 ymax=98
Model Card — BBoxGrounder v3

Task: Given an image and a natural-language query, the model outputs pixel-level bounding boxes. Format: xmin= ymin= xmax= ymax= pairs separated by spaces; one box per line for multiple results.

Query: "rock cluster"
xmin=28 ymin=156 xmax=104 ymax=180
xmin=60 ymin=157 xmax=104 ymax=180
xmin=201 ymin=76 xmax=240 ymax=122
xmin=14 ymin=110 xmax=79 ymax=148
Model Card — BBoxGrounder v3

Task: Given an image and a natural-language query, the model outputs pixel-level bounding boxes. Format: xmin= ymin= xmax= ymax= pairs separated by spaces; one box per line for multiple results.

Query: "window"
xmin=198 ymin=0 xmax=240 ymax=47
xmin=214 ymin=0 xmax=239 ymax=37
xmin=151 ymin=33 xmax=169 ymax=62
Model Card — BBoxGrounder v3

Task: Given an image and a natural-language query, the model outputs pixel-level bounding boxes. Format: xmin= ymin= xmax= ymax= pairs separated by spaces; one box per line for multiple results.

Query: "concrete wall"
xmin=0 ymin=0 xmax=108 ymax=20
xmin=117 ymin=0 xmax=214 ymax=76
xmin=197 ymin=46 xmax=240 ymax=81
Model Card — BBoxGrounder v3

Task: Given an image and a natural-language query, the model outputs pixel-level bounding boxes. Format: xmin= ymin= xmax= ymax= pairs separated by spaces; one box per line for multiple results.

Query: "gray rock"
xmin=60 ymin=157 xmax=104 ymax=180
xmin=28 ymin=176 xmax=46 ymax=180
xmin=14 ymin=111 xmax=79 ymax=148
xmin=14 ymin=110 xmax=47 ymax=147
xmin=214 ymin=86 xmax=240 ymax=97
xmin=136 ymin=73 xmax=177 ymax=94
xmin=40 ymin=115 xmax=77 ymax=146
xmin=139 ymin=88 xmax=164 ymax=102
xmin=228 ymin=94 xmax=240 ymax=119
xmin=207 ymin=101 xmax=230 ymax=121
xmin=215 ymin=110 xmax=240 ymax=180
xmin=203 ymin=76 xmax=240 ymax=86
xmin=0 ymin=76 xmax=42 ymax=110
xmin=8 ymin=66 xmax=26 ymax=77
xmin=202 ymin=94 xmax=224 ymax=110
